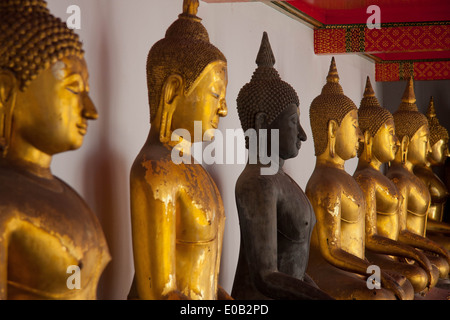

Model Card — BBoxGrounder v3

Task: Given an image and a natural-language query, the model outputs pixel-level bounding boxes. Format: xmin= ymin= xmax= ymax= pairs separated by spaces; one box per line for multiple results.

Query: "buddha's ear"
xmin=364 ymin=130 xmax=372 ymax=146
xmin=400 ymin=135 xmax=409 ymax=164
xmin=401 ymin=135 xmax=409 ymax=151
xmin=0 ymin=69 xmax=17 ymax=157
xmin=327 ymin=120 xmax=338 ymax=158
xmin=163 ymin=74 xmax=183 ymax=105
xmin=327 ymin=119 xmax=338 ymax=139
xmin=254 ymin=112 xmax=269 ymax=131
xmin=0 ymin=69 xmax=17 ymax=106
xmin=363 ymin=130 xmax=373 ymax=161
xmin=159 ymin=74 xmax=184 ymax=143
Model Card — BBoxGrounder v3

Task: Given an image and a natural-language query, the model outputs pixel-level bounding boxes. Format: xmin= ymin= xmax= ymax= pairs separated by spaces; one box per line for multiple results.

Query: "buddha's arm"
xmin=236 ymin=179 xmax=333 ymax=300
xmin=130 ymin=174 xmax=186 ymax=300
xmin=311 ymin=193 xmax=406 ymax=299
xmin=312 ymin=194 xmax=371 ymax=275
xmin=426 ymin=220 xmax=450 ymax=234
xmin=396 ymin=192 xmax=450 ymax=266
xmin=214 ymin=195 xmax=232 ymax=300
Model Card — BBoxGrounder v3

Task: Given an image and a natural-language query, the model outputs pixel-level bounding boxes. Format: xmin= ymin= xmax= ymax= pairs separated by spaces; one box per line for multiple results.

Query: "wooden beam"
xmin=376 ymin=60 xmax=450 ymax=81
xmin=314 ymin=22 xmax=450 ymax=54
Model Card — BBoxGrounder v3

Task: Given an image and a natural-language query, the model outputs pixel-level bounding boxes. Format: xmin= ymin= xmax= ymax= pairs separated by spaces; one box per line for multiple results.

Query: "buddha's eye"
xmin=66 ymin=87 xmax=80 ymax=95
xmin=66 ymin=82 xmax=82 ymax=95
xmin=211 ymin=92 xmax=220 ymax=99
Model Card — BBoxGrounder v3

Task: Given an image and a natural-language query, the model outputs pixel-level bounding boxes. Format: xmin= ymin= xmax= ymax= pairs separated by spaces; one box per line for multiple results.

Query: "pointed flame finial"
xmin=426 ymin=96 xmax=436 ymax=118
xmin=326 ymin=57 xmax=340 ymax=83
xmin=401 ymin=77 xmax=416 ymax=104
xmin=256 ymin=32 xmax=276 ymax=68
xmin=363 ymin=76 xmax=375 ymax=98
xmin=183 ymin=0 xmax=199 ymax=17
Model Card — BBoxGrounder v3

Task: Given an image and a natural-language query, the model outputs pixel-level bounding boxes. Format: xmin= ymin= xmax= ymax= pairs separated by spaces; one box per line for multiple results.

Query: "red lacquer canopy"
xmin=204 ymin=0 xmax=450 ymax=81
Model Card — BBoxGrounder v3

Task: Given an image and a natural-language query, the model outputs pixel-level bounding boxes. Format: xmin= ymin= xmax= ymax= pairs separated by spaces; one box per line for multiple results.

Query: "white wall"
xmin=46 ymin=0 xmax=382 ymax=299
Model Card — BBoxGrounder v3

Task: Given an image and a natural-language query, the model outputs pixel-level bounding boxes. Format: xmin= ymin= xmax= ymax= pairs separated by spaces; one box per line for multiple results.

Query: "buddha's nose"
xmin=298 ymin=124 xmax=307 ymax=142
xmin=82 ymin=94 xmax=99 ymax=120
xmin=218 ymin=99 xmax=228 ymax=117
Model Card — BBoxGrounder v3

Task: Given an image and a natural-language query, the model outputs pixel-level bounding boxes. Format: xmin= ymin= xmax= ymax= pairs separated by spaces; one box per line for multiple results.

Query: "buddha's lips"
xmin=77 ymin=124 xmax=87 ymax=135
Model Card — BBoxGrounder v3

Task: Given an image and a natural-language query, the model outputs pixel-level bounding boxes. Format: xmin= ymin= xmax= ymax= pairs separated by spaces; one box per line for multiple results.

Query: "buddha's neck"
xmin=2 ymin=145 xmax=53 ymax=179
xmin=315 ymin=153 xmax=345 ymax=170
xmin=357 ymin=152 xmax=383 ymax=171
xmin=147 ymin=126 xmax=194 ymax=157
xmin=392 ymin=154 xmax=414 ymax=172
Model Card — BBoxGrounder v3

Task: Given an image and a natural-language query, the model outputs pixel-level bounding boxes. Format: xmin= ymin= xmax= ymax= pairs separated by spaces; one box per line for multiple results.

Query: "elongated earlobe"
xmin=0 ymin=70 xmax=18 ymax=157
xmin=364 ymin=130 xmax=372 ymax=163
xmin=159 ymin=74 xmax=183 ymax=143
xmin=401 ymin=135 xmax=409 ymax=164
xmin=328 ymin=120 xmax=337 ymax=158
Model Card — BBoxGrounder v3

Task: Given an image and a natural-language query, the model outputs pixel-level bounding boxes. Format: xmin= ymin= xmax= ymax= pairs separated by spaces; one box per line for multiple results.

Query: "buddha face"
xmin=428 ymin=138 xmax=449 ymax=165
xmin=13 ymin=56 xmax=97 ymax=155
xmin=335 ymin=109 xmax=362 ymax=160
xmin=171 ymin=61 xmax=228 ymax=142
xmin=407 ymin=125 xmax=430 ymax=166
xmin=372 ymin=118 xmax=398 ymax=163
xmin=269 ymin=103 xmax=307 ymax=160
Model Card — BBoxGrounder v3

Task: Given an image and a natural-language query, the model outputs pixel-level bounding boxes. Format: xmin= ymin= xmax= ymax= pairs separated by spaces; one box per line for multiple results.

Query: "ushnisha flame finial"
xmin=326 ymin=57 xmax=340 ymax=84
xmin=426 ymin=96 xmax=436 ymax=118
xmin=256 ymin=32 xmax=276 ymax=68
xmin=363 ymin=76 xmax=376 ymax=98
xmin=426 ymin=96 xmax=449 ymax=146
xmin=400 ymin=77 xmax=417 ymax=106
xmin=182 ymin=0 xmax=200 ymax=17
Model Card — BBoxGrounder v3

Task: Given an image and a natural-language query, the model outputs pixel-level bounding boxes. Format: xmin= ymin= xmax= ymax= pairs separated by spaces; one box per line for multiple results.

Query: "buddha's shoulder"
xmin=306 ymin=170 xmax=344 ymax=196
xmin=413 ymin=165 xmax=434 ymax=182
xmin=353 ymin=167 xmax=383 ymax=187
xmin=235 ymin=165 xmax=280 ymax=192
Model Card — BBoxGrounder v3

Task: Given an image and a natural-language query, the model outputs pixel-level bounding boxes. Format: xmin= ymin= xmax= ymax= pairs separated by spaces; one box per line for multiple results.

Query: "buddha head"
xmin=146 ymin=0 xmax=228 ymax=143
xmin=0 ymin=0 xmax=97 ymax=159
xmin=357 ymin=76 xmax=398 ymax=164
xmin=236 ymin=32 xmax=305 ymax=160
xmin=309 ymin=57 xmax=362 ymax=161
xmin=392 ymin=78 xmax=430 ymax=166
xmin=425 ymin=96 xmax=449 ymax=166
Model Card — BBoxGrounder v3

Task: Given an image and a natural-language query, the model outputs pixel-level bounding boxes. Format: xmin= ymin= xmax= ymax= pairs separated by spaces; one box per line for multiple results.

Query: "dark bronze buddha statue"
xmin=231 ymin=32 xmax=332 ymax=300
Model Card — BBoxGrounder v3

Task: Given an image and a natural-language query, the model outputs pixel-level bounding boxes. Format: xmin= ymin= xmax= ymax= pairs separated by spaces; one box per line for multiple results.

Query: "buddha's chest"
xmin=276 ymin=174 xmax=315 ymax=243
xmin=175 ymin=165 xmax=224 ymax=244
xmin=0 ymin=175 xmax=108 ymax=298
xmin=375 ymin=176 xmax=400 ymax=215
xmin=407 ymin=175 xmax=431 ymax=216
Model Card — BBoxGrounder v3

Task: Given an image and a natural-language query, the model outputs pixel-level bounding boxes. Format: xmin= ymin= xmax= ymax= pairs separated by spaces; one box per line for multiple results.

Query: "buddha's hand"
xmin=163 ymin=290 xmax=190 ymax=300
xmin=380 ymin=271 xmax=406 ymax=300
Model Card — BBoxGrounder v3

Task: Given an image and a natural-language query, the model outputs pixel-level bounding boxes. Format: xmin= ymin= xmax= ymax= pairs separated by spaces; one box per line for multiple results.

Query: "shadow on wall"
xmin=81 ymin=2 xmax=132 ymax=300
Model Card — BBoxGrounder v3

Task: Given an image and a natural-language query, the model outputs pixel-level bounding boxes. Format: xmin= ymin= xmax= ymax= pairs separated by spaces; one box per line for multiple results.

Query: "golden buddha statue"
xmin=414 ymin=97 xmax=450 ymax=251
xmin=353 ymin=77 xmax=438 ymax=294
xmin=231 ymin=32 xmax=332 ymax=300
xmin=128 ymin=0 xmax=230 ymax=300
xmin=386 ymin=78 xmax=450 ymax=281
xmin=0 ymin=0 xmax=110 ymax=299
xmin=306 ymin=58 xmax=413 ymax=300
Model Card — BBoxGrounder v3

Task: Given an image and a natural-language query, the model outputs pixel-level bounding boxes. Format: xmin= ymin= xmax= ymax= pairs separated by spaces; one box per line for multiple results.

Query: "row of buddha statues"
xmin=0 ymin=0 xmax=449 ymax=300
